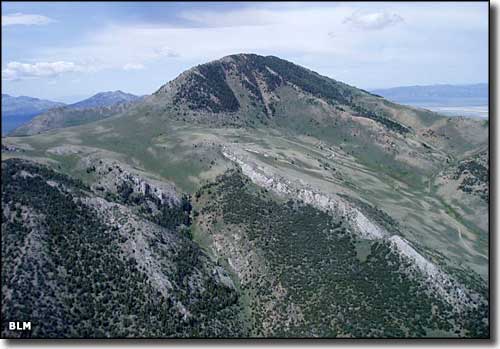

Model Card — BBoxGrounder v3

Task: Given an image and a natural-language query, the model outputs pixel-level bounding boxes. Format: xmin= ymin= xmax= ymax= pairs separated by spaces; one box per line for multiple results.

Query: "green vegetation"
xmin=173 ymin=63 xmax=240 ymax=113
xmin=116 ymin=181 xmax=193 ymax=231
xmin=194 ymin=170 xmax=488 ymax=337
xmin=1 ymin=159 xmax=245 ymax=338
xmin=229 ymin=54 xmax=352 ymax=105
xmin=0 ymin=53 xmax=489 ymax=339
xmin=350 ymin=103 xmax=410 ymax=134
xmin=10 ymin=106 xmax=126 ymax=136
xmin=453 ymin=156 xmax=489 ymax=201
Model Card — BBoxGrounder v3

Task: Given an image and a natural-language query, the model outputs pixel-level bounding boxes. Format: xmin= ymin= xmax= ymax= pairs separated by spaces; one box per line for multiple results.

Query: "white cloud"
xmin=2 ymin=61 xmax=86 ymax=80
xmin=343 ymin=10 xmax=404 ymax=30
xmin=123 ymin=63 xmax=145 ymax=71
xmin=178 ymin=8 xmax=277 ymax=28
xmin=154 ymin=46 xmax=180 ymax=58
xmin=35 ymin=5 xmax=412 ymax=70
xmin=2 ymin=13 xmax=55 ymax=27
xmin=17 ymin=3 xmax=486 ymax=88
xmin=40 ymin=7 xmax=354 ymax=66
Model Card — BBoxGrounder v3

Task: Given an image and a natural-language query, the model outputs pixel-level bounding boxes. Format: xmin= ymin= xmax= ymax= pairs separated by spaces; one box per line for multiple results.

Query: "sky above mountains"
xmin=2 ymin=1 xmax=488 ymax=102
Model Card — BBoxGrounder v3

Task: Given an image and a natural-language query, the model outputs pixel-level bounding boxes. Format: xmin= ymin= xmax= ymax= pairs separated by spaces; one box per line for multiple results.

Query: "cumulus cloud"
xmin=123 ymin=63 xmax=145 ymax=71
xmin=2 ymin=61 xmax=85 ymax=80
xmin=29 ymin=7 xmax=400 ymax=72
xmin=178 ymin=9 xmax=276 ymax=28
xmin=2 ymin=13 xmax=55 ymax=26
xmin=9 ymin=3 xmax=485 ymax=89
xmin=154 ymin=46 xmax=180 ymax=58
xmin=343 ymin=10 xmax=404 ymax=30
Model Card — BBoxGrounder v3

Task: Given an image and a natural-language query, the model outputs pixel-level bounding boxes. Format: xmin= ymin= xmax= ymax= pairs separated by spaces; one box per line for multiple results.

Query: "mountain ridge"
xmin=2 ymin=94 xmax=66 ymax=134
xmin=9 ymin=90 xmax=141 ymax=136
xmin=1 ymin=53 xmax=489 ymax=338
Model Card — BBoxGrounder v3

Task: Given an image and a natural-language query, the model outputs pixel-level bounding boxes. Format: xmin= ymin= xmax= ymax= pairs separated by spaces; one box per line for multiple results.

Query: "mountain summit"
xmin=69 ymin=90 xmax=140 ymax=109
xmin=155 ymin=53 xmax=363 ymax=115
xmin=151 ymin=54 xmax=419 ymax=136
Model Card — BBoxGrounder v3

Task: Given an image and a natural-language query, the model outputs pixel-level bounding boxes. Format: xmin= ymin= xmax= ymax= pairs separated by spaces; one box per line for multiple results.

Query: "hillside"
xmin=147 ymin=54 xmax=487 ymax=175
xmin=2 ymin=158 xmax=245 ymax=338
xmin=1 ymin=54 xmax=489 ymax=338
xmin=193 ymin=169 xmax=487 ymax=337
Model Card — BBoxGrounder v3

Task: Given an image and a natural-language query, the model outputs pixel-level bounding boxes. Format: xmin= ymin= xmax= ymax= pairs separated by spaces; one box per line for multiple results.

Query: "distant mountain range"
xmin=370 ymin=83 xmax=488 ymax=107
xmin=2 ymin=94 xmax=66 ymax=115
xmin=3 ymin=91 xmax=140 ymax=135
xmin=2 ymin=94 xmax=66 ymax=135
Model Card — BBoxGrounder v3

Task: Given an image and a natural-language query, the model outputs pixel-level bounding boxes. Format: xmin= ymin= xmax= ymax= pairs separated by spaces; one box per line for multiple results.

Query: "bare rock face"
xmin=222 ymin=146 xmax=385 ymax=240
xmin=83 ymin=157 xmax=180 ymax=206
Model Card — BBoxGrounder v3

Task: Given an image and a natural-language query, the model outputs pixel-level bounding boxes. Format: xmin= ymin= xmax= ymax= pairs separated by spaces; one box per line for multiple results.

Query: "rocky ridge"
xmin=221 ymin=145 xmax=484 ymax=312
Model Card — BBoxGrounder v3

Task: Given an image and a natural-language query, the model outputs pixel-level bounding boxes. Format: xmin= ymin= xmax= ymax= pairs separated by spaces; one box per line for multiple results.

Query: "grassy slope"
xmin=1 ymin=105 xmax=489 ymax=338
xmin=1 ymin=101 xmax=489 ymax=280
xmin=191 ymin=170 xmax=488 ymax=337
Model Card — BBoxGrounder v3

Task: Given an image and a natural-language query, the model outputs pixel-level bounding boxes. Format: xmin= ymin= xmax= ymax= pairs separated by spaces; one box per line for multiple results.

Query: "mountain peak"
xmin=95 ymin=90 xmax=130 ymax=96
xmin=155 ymin=53 xmax=361 ymax=116
xmin=68 ymin=90 xmax=140 ymax=109
xmin=218 ymin=52 xmax=270 ymax=62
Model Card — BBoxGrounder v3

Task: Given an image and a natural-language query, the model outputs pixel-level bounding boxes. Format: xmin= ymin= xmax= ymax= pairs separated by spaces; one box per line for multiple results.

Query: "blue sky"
xmin=2 ymin=1 xmax=488 ymax=103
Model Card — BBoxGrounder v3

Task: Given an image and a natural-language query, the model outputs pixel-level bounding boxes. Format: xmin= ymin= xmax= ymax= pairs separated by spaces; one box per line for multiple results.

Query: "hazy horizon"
xmin=2 ymin=80 xmax=489 ymax=105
